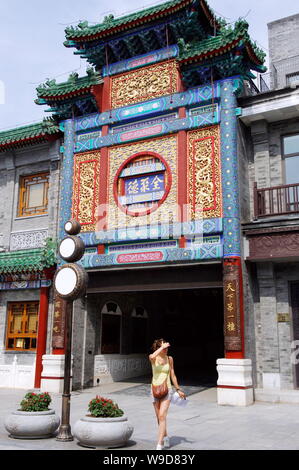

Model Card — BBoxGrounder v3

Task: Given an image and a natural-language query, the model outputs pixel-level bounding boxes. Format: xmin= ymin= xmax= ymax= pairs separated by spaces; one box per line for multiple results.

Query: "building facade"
xmin=0 ymin=120 xmax=61 ymax=388
xmin=34 ymin=0 xmax=265 ymax=405
xmin=268 ymin=13 xmax=299 ymax=89
xmin=240 ymin=13 xmax=299 ymax=402
xmin=7 ymin=0 xmax=298 ymax=407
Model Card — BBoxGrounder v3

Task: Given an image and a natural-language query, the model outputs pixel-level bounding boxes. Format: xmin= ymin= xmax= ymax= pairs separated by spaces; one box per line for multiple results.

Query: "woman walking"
xmin=149 ymin=338 xmax=186 ymax=450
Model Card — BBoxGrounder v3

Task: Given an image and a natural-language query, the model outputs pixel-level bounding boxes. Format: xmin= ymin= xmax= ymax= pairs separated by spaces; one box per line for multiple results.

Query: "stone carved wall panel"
xmin=248 ymin=231 xmax=299 ymax=259
xmin=94 ymin=354 xmax=150 ymax=384
xmin=10 ymin=230 xmax=48 ymax=251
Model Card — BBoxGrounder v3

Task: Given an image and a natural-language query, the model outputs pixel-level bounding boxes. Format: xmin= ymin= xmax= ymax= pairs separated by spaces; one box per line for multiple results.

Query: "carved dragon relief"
xmin=188 ymin=125 xmax=222 ymax=220
xmin=110 ymin=61 xmax=179 ymax=109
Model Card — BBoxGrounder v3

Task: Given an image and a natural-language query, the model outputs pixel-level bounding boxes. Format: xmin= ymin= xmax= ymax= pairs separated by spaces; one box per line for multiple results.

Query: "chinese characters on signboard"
xmin=125 ymin=173 xmax=165 ymax=196
xmin=223 ymin=260 xmax=242 ymax=351
xmin=52 ymin=296 xmax=66 ymax=349
xmin=224 ymin=280 xmax=237 ymax=335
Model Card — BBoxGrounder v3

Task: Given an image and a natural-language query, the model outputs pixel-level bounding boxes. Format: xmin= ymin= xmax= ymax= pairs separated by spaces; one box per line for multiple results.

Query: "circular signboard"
xmin=64 ymin=219 xmax=81 ymax=235
xmin=54 ymin=264 xmax=88 ymax=300
xmin=113 ymin=151 xmax=172 ymax=217
xmin=58 ymin=236 xmax=85 ymax=262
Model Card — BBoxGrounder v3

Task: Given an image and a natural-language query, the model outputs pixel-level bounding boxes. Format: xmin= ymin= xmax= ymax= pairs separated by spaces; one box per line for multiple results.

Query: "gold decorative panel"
xmin=187 ymin=126 xmax=222 ymax=220
xmin=72 ymin=152 xmax=101 ymax=232
xmin=110 ymin=60 xmax=179 ymax=109
xmin=107 ymin=136 xmax=178 ymax=230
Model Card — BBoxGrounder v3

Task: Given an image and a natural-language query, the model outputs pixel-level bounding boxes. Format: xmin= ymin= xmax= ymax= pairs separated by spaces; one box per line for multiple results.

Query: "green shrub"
xmin=19 ymin=392 xmax=51 ymax=412
xmin=88 ymin=396 xmax=124 ymax=418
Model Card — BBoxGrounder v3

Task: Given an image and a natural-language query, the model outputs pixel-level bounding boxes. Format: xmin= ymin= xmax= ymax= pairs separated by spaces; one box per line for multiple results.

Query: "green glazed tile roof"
xmin=36 ymin=69 xmax=102 ymax=100
xmin=0 ymin=239 xmax=57 ymax=274
xmin=178 ymin=20 xmax=266 ymax=65
xmin=0 ymin=118 xmax=60 ymax=150
xmin=65 ymin=0 xmax=190 ymax=41
xmin=64 ymin=0 xmax=217 ymax=42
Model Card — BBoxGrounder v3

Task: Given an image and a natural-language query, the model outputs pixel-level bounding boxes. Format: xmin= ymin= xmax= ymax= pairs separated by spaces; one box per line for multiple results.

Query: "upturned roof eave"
xmin=0 ymin=247 xmax=57 ymax=274
xmin=64 ymin=0 xmax=219 ymax=44
xmin=36 ymin=73 xmax=103 ymax=103
xmin=36 ymin=85 xmax=99 ymax=102
xmin=0 ymin=120 xmax=61 ymax=151
xmin=0 ymin=133 xmax=61 ymax=152
xmin=179 ymin=37 xmax=265 ymax=68
xmin=65 ymin=0 xmax=192 ymax=42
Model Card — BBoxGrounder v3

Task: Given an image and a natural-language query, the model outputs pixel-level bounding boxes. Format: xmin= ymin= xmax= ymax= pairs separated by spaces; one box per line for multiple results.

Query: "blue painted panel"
xmin=124 ymin=173 xmax=165 ymax=195
xmin=102 ymin=45 xmax=179 ymax=77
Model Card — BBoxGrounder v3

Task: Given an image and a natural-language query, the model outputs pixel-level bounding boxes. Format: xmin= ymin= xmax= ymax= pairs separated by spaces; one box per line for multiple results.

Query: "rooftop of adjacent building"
xmin=268 ymin=11 xmax=299 ymax=27
xmin=0 ymin=118 xmax=61 ymax=153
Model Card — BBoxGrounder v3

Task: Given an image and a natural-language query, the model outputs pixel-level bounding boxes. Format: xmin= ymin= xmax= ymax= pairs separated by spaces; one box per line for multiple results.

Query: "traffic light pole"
xmin=56 ymin=299 xmax=73 ymax=441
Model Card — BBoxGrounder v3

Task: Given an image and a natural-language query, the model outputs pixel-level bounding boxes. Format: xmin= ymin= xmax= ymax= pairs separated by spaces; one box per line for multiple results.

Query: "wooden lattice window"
xmin=6 ymin=302 xmax=39 ymax=351
xmin=18 ymin=173 xmax=49 ymax=217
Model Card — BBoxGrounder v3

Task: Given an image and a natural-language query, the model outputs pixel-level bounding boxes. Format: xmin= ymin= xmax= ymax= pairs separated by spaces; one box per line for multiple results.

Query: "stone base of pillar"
xmin=40 ymin=355 xmax=72 ymax=393
xmin=216 ymin=358 xmax=254 ymax=406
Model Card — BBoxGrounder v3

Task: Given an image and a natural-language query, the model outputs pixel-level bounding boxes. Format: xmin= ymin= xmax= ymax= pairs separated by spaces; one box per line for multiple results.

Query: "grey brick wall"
xmin=0 ymin=139 xmax=61 ymax=367
xmin=252 ymin=262 xmax=299 ymax=389
xmin=247 ymin=117 xmax=299 ymax=219
xmin=268 ymin=14 xmax=299 ymax=89
xmin=0 ymin=141 xmax=61 ymax=249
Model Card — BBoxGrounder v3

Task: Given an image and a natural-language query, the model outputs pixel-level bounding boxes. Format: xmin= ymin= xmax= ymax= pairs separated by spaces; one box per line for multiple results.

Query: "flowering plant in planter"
xmin=88 ymin=396 xmax=124 ymax=418
xmin=74 ymin=395 xmax=133 ymax=448
xmin=4 ymin=391 xmax=60 ymax=439
xmin=19 ymin=392 xmax=51 ymax=412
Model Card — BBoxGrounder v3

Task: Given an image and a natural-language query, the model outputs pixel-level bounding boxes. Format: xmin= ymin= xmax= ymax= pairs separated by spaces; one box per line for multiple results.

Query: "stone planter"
xmin=73 ymin=415 xmax=134 ymax=448
xmin=4 ymin=409 xmax=60 ymax=439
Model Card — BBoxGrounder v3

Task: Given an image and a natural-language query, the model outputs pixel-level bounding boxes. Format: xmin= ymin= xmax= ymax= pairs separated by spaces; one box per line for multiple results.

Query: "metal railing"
xmin=253 ymin=182 xmax=299 ymax=219
xmin=258 ymin=73 xmax=271 ymax=93
xmin=242 ymin=55 xmax=299 ymax=96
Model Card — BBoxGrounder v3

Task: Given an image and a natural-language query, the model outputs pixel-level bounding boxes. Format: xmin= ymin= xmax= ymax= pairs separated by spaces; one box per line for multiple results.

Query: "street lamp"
xmin=54 ymin=219 xmax=88 ymax=441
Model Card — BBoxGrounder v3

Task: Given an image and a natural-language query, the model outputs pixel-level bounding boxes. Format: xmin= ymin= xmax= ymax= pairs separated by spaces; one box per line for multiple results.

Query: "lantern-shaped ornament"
xmin=54 ymin=220 xmax=88 ymax=300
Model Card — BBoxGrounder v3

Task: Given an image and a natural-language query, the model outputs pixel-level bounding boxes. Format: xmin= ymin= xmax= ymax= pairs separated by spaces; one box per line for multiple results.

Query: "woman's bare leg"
xmin=153 ymin=400 xmax=160 ymax=425
xmin=157 ymin=398 xmax=171 ymax=445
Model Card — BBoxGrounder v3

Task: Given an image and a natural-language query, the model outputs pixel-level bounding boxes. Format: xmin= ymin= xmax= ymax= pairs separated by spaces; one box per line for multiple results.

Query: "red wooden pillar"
xmin=102 ymin=77 xmax=111 ymax=112
xmin=95 ymin=74 xmax=110 ymax=233
xmin=34 ymin=286 xmax=50 ymax=389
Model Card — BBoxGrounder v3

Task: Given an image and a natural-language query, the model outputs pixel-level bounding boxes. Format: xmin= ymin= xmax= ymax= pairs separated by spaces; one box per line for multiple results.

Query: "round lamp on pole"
xmin=64 ymin=219 xmax=81 ymax=235
xmin=54 ymin=263 xmax=88 ymax=301
xmin=54 ymin=219 xmax=88 ymax=442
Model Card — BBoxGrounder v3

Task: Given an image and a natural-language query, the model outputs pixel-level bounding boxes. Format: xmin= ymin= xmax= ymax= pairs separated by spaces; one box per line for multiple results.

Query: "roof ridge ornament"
xmin=103 ymin=14 xmax=114 ymax=26
xmin=67 ymin=72 xmax=79 ymax=82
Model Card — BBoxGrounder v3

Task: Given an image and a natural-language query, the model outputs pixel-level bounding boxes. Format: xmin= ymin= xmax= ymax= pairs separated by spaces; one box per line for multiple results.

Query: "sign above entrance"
xmin=114 ymin=151 xmax=172 ymax=217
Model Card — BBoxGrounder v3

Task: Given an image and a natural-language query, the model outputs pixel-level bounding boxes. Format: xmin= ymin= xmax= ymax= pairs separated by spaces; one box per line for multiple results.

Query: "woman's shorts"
xmin=151 ymin=387 xmax=174 ymax=403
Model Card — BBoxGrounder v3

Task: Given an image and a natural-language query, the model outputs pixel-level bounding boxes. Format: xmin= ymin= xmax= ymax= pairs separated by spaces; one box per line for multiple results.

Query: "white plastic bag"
xmin=171 ymin=391 xmax=188 ymax=407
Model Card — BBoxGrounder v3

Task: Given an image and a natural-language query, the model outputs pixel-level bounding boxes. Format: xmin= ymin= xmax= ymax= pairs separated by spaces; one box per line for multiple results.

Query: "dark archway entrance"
xmin=143 ymin=288 xmax=224 ymax=387
xmin=88 ymin=263 xmax=224 ymax=388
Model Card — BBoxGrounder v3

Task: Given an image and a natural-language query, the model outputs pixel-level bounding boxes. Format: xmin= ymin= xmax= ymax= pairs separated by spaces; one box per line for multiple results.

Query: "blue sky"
xmin=0 ymin=0 xmax=298 ymax=130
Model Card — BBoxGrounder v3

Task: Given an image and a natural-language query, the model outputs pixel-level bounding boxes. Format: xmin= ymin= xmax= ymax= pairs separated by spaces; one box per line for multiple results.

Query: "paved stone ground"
xmin=1 ymin=381 xmax=299 ymax=451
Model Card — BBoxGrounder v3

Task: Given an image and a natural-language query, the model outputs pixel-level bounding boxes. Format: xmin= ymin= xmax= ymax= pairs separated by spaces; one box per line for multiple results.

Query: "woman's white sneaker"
xmin=156 ymin=444 xmax=164 ymax=450
xmin=163 ymin=436 xmax=170 ymax=448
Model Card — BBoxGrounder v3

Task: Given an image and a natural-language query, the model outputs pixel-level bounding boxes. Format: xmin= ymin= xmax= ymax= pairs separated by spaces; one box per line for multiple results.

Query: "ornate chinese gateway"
xmin=1 ymin=0 xmax=267 ymax=402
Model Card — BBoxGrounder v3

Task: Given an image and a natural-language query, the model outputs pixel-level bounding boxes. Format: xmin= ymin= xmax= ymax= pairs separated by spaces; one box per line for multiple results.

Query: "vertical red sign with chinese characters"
xmin=223 ymin=259 xmax=243 ymax=352
xmin=52 ymin=296 xmax=66 ymax=352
